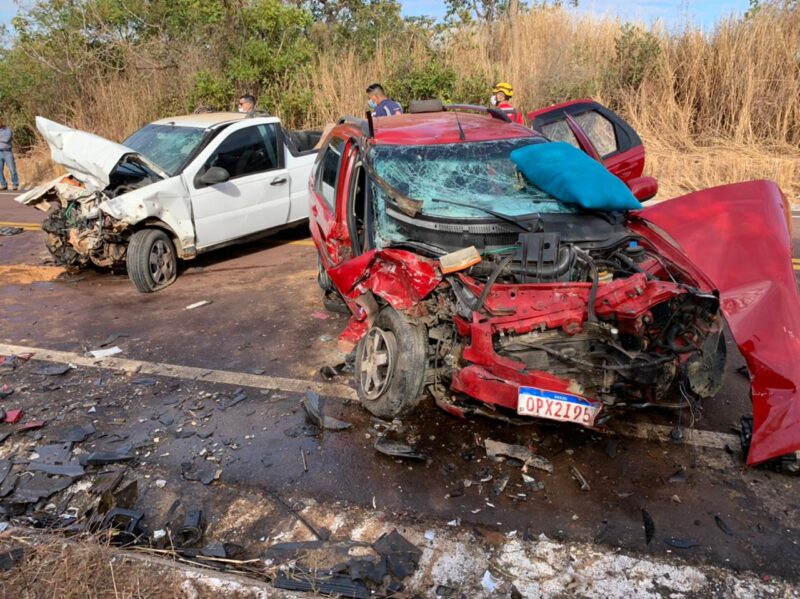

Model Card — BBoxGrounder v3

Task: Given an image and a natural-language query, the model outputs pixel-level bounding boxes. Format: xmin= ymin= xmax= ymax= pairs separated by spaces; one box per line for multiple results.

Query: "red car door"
xmin=527 ymin=99 xmax=657 ymax=200
xmin=310 ymin=135 xmax=355 ymax=267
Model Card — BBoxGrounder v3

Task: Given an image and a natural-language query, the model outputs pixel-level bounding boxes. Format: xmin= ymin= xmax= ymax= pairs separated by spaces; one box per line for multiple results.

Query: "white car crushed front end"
xmin=16 ymin=117 xmax=194 ymax=268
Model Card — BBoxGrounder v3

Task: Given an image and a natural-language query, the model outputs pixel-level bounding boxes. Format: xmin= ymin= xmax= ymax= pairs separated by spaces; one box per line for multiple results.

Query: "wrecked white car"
xmin=17 ymin=113 xmax=321 ymax=292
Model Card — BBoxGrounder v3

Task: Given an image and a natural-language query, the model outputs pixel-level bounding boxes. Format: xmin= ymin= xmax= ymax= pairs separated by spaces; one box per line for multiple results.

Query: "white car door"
xmin=186 ymin=119 xmax=291 ymax=249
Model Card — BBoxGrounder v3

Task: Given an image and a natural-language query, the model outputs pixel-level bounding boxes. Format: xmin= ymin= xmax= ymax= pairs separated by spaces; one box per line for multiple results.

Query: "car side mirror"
xmin=198 ymin=166 xmax=230 ymax=186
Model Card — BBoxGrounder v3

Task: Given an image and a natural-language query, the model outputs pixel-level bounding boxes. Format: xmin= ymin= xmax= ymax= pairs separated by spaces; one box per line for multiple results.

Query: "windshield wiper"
xmin=431 ymin=197 xmax=532 ymax=232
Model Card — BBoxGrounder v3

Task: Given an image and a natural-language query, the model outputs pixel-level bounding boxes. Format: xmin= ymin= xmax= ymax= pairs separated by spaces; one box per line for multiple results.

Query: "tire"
xmin=126 ymin=228 xmax=178 ymax=293
xmin=355 ymin=307 xmax=427 ymax=418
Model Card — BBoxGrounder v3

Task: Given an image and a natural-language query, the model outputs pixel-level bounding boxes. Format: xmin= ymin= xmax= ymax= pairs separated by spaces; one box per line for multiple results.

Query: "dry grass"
xmin=1 ymin=532 xmax=185 ymax=598
xmin=0 ymin=531 xmax=272 ymax=598
xmin=14 ymin=5 xmax=800 ymax=200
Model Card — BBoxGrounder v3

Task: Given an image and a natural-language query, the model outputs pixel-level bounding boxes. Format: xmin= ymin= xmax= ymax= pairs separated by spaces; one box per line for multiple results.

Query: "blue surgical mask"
xmin=368 ymin=99 xmax=377 ymax=110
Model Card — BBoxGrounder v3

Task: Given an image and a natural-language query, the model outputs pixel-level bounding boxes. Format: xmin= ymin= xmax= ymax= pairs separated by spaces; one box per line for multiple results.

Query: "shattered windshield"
xmin=369 ymin=138 xmax=578 ymax=218
xmin=123 ymin=124 xmax=205 ymax=176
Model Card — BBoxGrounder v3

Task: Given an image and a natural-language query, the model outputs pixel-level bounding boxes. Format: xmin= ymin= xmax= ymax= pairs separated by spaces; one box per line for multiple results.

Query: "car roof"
xmin=370 ymin=111 xmax=537 ymax=145
xmin=149 ymin=112 xmax=249 ymax=128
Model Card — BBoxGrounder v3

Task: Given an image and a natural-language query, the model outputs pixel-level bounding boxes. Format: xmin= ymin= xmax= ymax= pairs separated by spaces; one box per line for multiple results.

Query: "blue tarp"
xmin=510 ymin=141 xmax=642 ymax=212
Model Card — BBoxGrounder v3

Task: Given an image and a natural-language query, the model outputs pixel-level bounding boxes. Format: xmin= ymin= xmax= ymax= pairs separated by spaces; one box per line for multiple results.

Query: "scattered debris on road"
xmin=185 ymin=300 xmax=212 ymax=310
xmin=484 ymin=437 xmax=553 ymax=473
xmin=301 ymin=391 xmax=351 ymax=431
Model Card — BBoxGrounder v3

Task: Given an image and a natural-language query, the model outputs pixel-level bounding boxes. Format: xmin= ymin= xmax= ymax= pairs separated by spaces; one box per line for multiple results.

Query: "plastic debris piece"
xmin=185 ymin=300 xmax=212 ymax=310
xmin=570 ymin=466 xmax=590 ymax=491
xmin=0 ymin=547 xmax=24 ymax=570
xmin=0 ymin=227 xmax=24 ymax=236
xmin=374 ymin=437 xmax=428 ymax=461
xmin=715 ymin=515 xmax=734 ymax=536
xmin=492 ymin=474 xmax=510 ymax=496
xmin=4 ymin=409 xmax=23 ymax=424
xmin=668 ymin=467 xmax=687 ymax=483
xmin=18 ymin=420 xmax=46 ymax=432
xmin=175 ymin=510 xmax=205 ymax=547
xmin=485 ymin=438 xmax=553 ymax=473
xmin=641 ymin=508 xmax=655 ymax=545
xmin=79 ymin=448 xmax=134 ymax=466
xmin=481 ymin=570 xmax=500 ymax=593
xmin=90 ymin=346 xmax=122 ymax=359
xmin=131 ymin=377 xmax=157 ymax=386
xmin=0 ymin=384 xmax=12 ymax=400
xmin=99 ymin=333 xmax=128 ymax=347
xmin=665 ymin=537 xmax=699 ymax=549
xmin=301 ymin=391 xmax=351 ymax=431
xmin=273 ymin=568 xmax=370 ymax=598
xmin=12 ymin=472 xmax=75 ymax=503
xmin=372 ymin=528 xmax=422 ymax=579
xmin=311 ymin=310 xmax=330 ymax=320
xmin=33 ymin=363 xmax=74 ymax=376
xmin=90 ymin=469 xmax=124 ymax=495
xmin=56 ymin=423 xmax=95 ymax=443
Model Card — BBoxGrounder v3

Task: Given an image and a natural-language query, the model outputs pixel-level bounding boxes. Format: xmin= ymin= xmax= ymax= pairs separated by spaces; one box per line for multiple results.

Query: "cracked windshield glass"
xmin=369 ymin=138 xmax=578 ymax=219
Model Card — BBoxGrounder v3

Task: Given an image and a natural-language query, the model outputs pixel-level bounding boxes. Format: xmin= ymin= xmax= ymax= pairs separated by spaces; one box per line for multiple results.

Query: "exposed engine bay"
xmin=30 ymin=166 xmax=157 ymax=268
xmin=329 ymin=190 xmax=727 ymax=428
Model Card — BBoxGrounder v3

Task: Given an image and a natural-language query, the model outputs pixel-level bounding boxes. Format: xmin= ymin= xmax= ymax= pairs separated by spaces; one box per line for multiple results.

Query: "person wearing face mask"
xmin=490 ymin=82 xmax=524 ymax=125
xmin=237 ymin=94 xmax=258 ymax=114
xmin=366 ymin=83 xmax=403 ymax=117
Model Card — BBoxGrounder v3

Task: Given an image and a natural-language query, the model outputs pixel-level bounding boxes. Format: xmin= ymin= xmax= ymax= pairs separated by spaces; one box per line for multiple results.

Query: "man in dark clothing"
xmin=366 ymin=83 xmax=403 ymax=117
xmin=0 ymin=115 xmax=19 ymax=191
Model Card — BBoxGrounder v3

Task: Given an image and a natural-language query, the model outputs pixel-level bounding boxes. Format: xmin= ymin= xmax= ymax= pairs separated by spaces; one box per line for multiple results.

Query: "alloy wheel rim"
xmin=149 ymin=239 xmax=174 ymax=285
xmin=359 ymin=327 xmax=397 ymax=400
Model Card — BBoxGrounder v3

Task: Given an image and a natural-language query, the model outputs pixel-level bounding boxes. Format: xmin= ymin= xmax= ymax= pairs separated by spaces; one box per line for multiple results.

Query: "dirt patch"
xmin=0 ymin=264 xmax=64 ymax=285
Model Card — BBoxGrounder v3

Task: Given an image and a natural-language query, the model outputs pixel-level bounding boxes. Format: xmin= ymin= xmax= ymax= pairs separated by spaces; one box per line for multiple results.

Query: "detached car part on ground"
xmin=309 ymin=101 xmax=800 ymax=466
xmin=18 ymin=114 xmax=321 ymax=292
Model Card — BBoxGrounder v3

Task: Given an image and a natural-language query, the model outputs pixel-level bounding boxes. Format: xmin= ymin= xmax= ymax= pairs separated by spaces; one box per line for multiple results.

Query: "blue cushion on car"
xmin=510 ymin=141 xmax=643 ymax=211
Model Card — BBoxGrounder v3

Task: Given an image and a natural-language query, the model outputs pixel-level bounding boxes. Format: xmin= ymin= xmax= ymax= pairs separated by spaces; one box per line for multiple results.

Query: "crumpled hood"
xmin=35 ymin=116 xmax=166 ymax=190
xmin=635 ymin=179 xmax=800 ymax=465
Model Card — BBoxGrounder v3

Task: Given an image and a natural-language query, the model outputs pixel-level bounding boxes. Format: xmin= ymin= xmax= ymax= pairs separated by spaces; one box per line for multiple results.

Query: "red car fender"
xmin=326 ymin=249 xmax=443 ymax=344
xmin=634 ymin=180 xmax=800 ymax=465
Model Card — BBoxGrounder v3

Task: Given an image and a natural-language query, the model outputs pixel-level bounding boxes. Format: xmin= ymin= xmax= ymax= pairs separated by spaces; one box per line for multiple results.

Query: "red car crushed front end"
xmin=309 ymin=108 xmax=800 ymax=466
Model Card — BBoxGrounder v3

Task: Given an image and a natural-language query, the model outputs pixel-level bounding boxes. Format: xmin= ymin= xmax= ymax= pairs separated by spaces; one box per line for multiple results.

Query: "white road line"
xmin=0 ymin=342 xmax=357 ymax=401
xmin=0 ymin=342 xmax=742 ymax=451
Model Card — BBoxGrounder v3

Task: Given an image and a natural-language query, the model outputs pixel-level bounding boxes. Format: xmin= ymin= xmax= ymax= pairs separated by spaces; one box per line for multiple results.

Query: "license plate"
xmin=517 ymin=386 xmax=600 ymax=427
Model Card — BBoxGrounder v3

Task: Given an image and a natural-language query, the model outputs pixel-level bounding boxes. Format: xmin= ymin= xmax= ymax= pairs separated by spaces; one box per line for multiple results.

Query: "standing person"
xmin=0 ymin=115 xmax=19 ymax=191
xmin=366 ymin=83 xmax=403 ymax=117
xmin=490 ymin=82 xmax=524 ymax=125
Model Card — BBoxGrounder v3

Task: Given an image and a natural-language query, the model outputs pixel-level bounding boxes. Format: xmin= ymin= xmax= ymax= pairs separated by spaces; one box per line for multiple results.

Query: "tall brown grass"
xmin=17 ymin=5 xmax=800 ymax=200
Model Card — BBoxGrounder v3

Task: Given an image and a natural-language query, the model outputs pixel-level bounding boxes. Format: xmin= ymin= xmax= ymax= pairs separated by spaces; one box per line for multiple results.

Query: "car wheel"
xmin=355 ymin=307 xmax=427 ymax=418
xmin=127 ymin=228 xmax=177 ymax=293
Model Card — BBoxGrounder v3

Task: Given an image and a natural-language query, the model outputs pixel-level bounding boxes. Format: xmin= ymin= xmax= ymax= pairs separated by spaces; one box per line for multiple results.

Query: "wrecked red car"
xmin=308 ymin=99 xmax=800 ymax=466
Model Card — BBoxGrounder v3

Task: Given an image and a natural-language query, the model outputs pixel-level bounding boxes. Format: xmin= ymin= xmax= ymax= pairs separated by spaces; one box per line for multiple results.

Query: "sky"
xmin=402 ymin=0 xmax=751 ymax=30
xmin=0 ymin=1 xmax=752 ymax=33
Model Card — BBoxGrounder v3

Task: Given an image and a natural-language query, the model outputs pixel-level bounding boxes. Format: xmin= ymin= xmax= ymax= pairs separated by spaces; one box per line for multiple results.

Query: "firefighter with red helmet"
xmin=490 ymin=82 xmax=524 ymax=125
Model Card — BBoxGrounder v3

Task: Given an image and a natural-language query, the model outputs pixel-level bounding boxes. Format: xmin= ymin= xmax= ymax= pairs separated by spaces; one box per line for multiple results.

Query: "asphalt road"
xmin=1 ymin=190 xmax=799 ymax=583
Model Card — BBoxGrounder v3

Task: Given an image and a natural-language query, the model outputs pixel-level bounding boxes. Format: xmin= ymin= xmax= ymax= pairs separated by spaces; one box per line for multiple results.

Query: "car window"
xmin=319 ymin=137 xmax=345 ymax=208
xmin=574 ymin=111 xmax=617 ymax=156
xmin=123 ymin=124 xmax=205 ymax=176
xmin=540 ymin=120 xmax=579 ymax=148
xmin=205 ymin=124 xmax=280 ymax=180
xmin=541 ymin=111 xmax=618 ymax=157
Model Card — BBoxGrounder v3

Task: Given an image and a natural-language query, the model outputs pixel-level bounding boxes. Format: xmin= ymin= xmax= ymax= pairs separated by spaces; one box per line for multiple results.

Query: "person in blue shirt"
xmin=366 ymin=83 xmax=403 ymax=117
xmin=0 ymin=115 xmax=19 ymax=191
